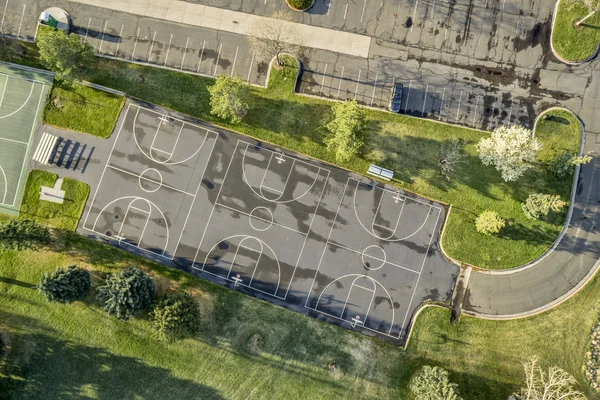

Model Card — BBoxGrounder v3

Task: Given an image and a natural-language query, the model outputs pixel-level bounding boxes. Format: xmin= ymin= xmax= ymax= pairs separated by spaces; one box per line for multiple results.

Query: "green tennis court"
xmin=0 ymin=63 xmax=52 ymax=215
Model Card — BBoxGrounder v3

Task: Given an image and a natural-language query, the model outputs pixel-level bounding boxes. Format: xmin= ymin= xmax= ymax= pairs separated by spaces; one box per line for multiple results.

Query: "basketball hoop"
xmin=275 ymin=154 xmax=286 ymax=164
xmin=393 ymin=192 xmax=403 ymax=204
xmin=232 ymin=273 xmax=242 ymax=287
xmin=159 ymin=115 xmax=169 ymax=125
xmin=350 ymin=315 xmax=364 ymax=328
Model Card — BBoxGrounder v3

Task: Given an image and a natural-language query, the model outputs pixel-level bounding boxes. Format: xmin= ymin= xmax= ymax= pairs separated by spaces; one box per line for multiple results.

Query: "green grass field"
xmin=0 ymin=232 xmax=597 ymax=399
xmin=552 ymin=0 xmax=600 ymax=62
xmin=43 ymin=83 xmax=124 ymax=138
xmin=19 ymin=170 xmax=89 ymax=231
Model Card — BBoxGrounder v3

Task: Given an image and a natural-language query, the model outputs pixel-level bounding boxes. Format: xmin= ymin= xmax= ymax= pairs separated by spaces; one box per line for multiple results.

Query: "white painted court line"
xmin=329 ymin=241 xmax=421 ymax=274
xmin=247 ymin=50 xmax=255 ymax=82
xmin=0 ymin=79 xmax=35 ymax=120
xmin=370 ymin=73 xmax=378 ymax=106
xmin=354 ymin=70 xmax=361 ymax=100
xmin=217 ymin=202 xmax=307 ymax=236
xmin=0 ymin=75 xmax=7 ymax=109
xmin=180 ymin=37 xmax=190 ymax=69
xmin=131 ymin=27 xmax=140 ymax=60
xmin=320 ymin=63 xmax=328 ymax=96
xmin=197 ymin=40 xmax=206 ymax=73
xmin=16 ymin=3 xmax=24 ymax=37
xmin=106 ymin=164 xmax=196 ymax=196
xmin=230 ymin=46 xmax=238 ymax=77
xmin=148 ymin=31 xmax=157 ymax=62
xmin=0 ymin=0 xmax=8 ymax=31
xmin=114 ymin=24 xmax=124 ymax=57
xmin=164 ymin=33 xmax=173 ymax=66
xmin=337 ymin=66 xmax=345 ymax=98
xmin=0 ymin=165 xmax=8 ymax=205
xmin=98 ymin=20 xmax=108 ymax=52
xmin=455 ymin=90 xmax=463 ymax=123
xmin=404 ymin=79 xmax=412 ymax=112
xmin=213 ymin=43 xmax=222 ymax=76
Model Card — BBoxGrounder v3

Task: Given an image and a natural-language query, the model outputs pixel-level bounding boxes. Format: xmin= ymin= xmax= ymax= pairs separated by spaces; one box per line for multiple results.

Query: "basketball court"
xmin=80 ymin=101 xmax=458 ymax=344
xmin=0 ymin=65 xmax=51 ymax=215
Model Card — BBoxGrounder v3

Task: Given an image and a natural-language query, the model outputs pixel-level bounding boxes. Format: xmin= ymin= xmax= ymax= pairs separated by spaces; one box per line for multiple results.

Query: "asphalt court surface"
xmin=80 ymin=100 xmax=458 ymax=343
xmin=0 ymin=69 xmax=49 ymax=214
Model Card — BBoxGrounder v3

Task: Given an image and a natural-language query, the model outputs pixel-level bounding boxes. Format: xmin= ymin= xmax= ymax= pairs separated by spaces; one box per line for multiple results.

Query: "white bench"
xmin=32 ymin=132 xmax=58 ymax=165
xmin=367 ymin=164 xmax=394 ymax=181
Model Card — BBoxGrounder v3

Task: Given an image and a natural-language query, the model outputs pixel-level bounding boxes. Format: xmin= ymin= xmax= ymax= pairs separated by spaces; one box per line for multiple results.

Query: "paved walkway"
xmin=70 ymin=0 xmax=371 ymax=58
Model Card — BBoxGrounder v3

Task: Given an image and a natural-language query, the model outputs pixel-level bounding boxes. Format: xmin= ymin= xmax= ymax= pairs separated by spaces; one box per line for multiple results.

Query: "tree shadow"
xmin=498 ymin=221 xmax=557 ymax=246
xmin=0 ymin=277 xmax=36 ymax=289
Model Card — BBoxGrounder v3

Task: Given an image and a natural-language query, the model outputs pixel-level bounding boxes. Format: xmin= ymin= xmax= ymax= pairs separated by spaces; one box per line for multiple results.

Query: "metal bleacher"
xmin=32 ymin=132 xmax=58 ymax=165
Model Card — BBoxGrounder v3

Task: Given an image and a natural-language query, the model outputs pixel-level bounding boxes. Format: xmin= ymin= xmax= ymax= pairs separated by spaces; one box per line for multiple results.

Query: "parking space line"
xmin=456 ymin=90 xmax=463 ymax=123
xmin=148 ymin=31 xmax=157 ymax=62
xmin=515 ymin=17 xmax=521 ymax=37
xmin=98 ymin=20 xmax=108 ymax=52
xmin=361 ymin=0 xmax=367 ymax=23
xmin=197 ymin=40 xmax=206 ymax=73
xmin=411 ymin=0 xmax=419 ymax=32
xmin=247 ymin=50 xmax=254 ymax=82
xmin=0 ymin=0 xmax=8 ymax=31
xmin=508 ymin=101 xmax=514 ymax=125
xmin=472 ymin=95 xmax=480 ymax=126
xmin=180 ymin=37 xmax=189 ymax=69
xmin=337 ymin=66 xmax=345 ymax=98
xmin=214 ymin=43 xmax=222 ymax=76
xmin=231 ymin=46 xmax=238 ymax=77
xmin=421 ymin=83 xmax=428 ymax=115
xmin=404 ymin=80 xmax=412 ymax=112
xmin=344 ymin=3 xmax=349 ymax=20
xmin=17 ymin=3 xmax=24 ymax=37
xmin=370 ymin=73 xmax=378 ymax=106
xmin=354 ymin=69 xmax=361 ymax=100
xmin=326 ymin=0 xmax=331 ymax=15
xmin=164 ymin=33 xmax=173 ymax=66
xmin=85 ymin=18 xmax=91 ymax=40
xmin=131 ymin=27 xmax=140 ymax=60
xmin=114 ymin=25 xmax=124 ymax=57
xmin=320 ymin=63 xmax=328 ymax=96
xmin=439 ymin=86 xmax=445 ymax=120
xmin=431 ymin=0 xmax=435 ymax=19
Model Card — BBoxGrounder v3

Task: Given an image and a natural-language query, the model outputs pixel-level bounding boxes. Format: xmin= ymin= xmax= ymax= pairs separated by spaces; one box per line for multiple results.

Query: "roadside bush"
xmin=522 ymin=194 xmax=566 ymax=220
xmin=0 ymin=219 xmax=51 ymax=250
xmin=96 ymin=266 xmax=154 ymax=320
xmin=38 ymin=265 xmax=90 ymax=303
xmin=150 ymin=291 xmax=201 ymax=342
xmin=475 ymin=210 xmax=505 ymax=235
xmin=286 ymin=0 xmax=312 ymax=9
xmin=550 ymin=152 xmax=592 ymax=177
xmin=410 ymin=365 xmax=462 ymax=400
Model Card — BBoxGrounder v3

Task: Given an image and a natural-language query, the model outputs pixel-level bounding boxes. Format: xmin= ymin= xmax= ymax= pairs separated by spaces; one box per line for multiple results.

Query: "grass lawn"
xmin=43 ymin=83 xmax=124 ymax=138
xmin=19 ymin=170 xmax=89 ymax=231
xmin=552 ymin=0 xmax=600 ymax=62
xmin=0 ymin=33 xmax=581 ymax=269
xmin=0 ymin=234 xmax=598 ymax=399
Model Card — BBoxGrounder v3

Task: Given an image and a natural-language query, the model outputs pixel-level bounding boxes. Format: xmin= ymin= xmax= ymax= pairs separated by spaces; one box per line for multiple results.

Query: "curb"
xmin=550 ymin=0 xmax=600 ymax=65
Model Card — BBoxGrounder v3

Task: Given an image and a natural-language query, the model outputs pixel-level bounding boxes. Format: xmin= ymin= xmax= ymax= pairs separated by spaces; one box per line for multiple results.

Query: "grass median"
xmin=19 ymin=170 xmax=89 ymax=231
xmin=552 ymin=0 xmax=600 ymax=62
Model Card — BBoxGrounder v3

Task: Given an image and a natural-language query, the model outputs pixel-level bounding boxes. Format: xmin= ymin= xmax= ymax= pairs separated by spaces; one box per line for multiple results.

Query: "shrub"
xmin=287 ymin=0 xmax=312 ymax=9
xmin=0 ymin=219 xmax=51 ymax=250
xmin=38 ymin=265 xmax=91 ymax=303
xmin=96 ymin=266 xmax=154 ymax=320
xmin=326 ymin=100 xmax=367 ymax=163
xmin=550 ymin=152 xmax=592 ymax=177
xmin=410 ymin=365 xmax=462 ymax=400
xmin=522 ymin=193 xmax=567 ymax=220
xmin=475 ymin=210 xmax=505 ymax=235
xmin=150 ymin=291 xmax=201 ymax=341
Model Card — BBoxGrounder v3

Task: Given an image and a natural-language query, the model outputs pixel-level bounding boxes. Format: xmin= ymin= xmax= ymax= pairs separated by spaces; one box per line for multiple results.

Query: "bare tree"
xmin=516 ymin=357 xmax=586 ymax=400
xmin=0 ymin=14 xmax=25 ymax=61
xmin=247 ymin=11 xmax=302 ymax=66
xmin=565 ymin=0 xmax=600 ymax=26
xmin=439 ymin=137 xmax=468 ymax=180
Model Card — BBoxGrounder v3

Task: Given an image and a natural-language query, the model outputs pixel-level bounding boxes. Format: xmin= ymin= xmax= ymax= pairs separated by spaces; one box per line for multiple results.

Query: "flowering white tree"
xmin=476 ymin=125 xmax=541 ymax=182
xmin=516 ymin=357 xmax=585 ymax=400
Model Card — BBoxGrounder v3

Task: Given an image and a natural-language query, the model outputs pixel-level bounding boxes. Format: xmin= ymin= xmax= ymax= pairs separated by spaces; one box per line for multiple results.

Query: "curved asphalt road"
xmin=462 ymin=125 xmax=600 ymax=317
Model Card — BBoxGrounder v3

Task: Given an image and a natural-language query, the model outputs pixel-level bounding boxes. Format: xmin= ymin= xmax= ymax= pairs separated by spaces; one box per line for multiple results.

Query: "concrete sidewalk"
xmin=69 ymin=0 xmax=372 ymax=58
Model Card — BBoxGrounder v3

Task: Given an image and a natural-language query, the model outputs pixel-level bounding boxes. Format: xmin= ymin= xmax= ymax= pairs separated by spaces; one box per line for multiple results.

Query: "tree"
xmin=410 ymin=365 xmax=463 ymax=400
xmin=208 ymin=75 xmax=250 ymax=124
xmin=0 ymin=14 xmax=26 ymax=62
xmin=522 ymin=193 xmax=566 ymax=220
xmin=516 ymin=356 xmax=585 ymax=400
xmin=325 ymin=100 xmax=367 ymax=163
xmin=439 ymin=138 xmax=468 ymax=180
xmin=150 ymin=291 xmax=201 ymax=342
xmin=550 ymin=152 xmax=592 ymax=177
xmin=0 ymin=219 xmax=51 ymax=251
xmin=96 ymin=266 xmax=154 ymax=320
xmin=37 ymin=29 xmax=94 ymax=81
xmin=475 ymin=210 xmax=505 ymax=235
xmin=38 ymin=265 xmax=90 ymax=303
xmin=476 ymin=125 xmax=541 ymax=182
xmin=565 ymin=0 xmax=600 ymax=26
xmin=247 ymin=10 xmax=302 ymax=66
